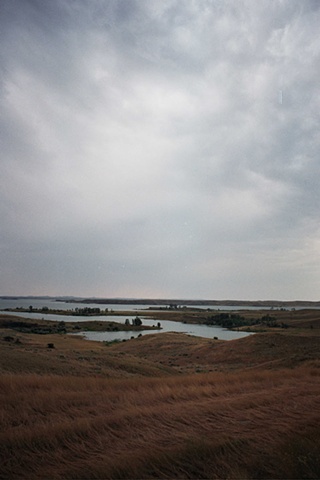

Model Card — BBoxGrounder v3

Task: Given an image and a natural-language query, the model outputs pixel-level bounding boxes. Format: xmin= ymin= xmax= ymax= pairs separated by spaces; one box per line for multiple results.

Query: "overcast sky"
xmin=1 ymin=0 xmax=320 ymax=300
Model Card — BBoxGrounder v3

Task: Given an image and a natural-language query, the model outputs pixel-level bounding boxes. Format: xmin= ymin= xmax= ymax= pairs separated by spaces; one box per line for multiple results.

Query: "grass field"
xmin=1 ymin=310 xmax=320 ymax=479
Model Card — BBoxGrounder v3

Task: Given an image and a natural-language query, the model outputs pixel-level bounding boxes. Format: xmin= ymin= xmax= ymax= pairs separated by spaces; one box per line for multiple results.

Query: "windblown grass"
xmin=1 ymin=364 xmax=320 ymax=479
xmin=109 ymin=330 xmax=320 ymax=373
xmin=1 ymin=319 xmax=320 ymax=479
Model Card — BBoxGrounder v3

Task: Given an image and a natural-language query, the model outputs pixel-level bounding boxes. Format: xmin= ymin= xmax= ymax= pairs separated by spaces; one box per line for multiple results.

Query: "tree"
xmin=132 ymin=316 xmax=142 ymax=326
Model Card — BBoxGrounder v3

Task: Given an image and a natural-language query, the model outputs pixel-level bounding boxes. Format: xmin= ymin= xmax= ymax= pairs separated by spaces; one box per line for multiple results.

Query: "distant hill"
xmin=2 ymin=296 xmax=320 ymax=308
xmin=68 ymin=298 xmax=320 ymax=307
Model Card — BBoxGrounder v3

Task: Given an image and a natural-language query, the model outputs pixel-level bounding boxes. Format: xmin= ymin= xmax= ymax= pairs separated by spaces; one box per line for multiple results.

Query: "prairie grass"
xmin=1 ymin=364 xmax=320 ymax=479
xmin=1 ymin=323 xmax=320 ymax=479
xmin=0 ymin=331 xmax=176 ymax=377
xmin=109 ymin=330 xmax=320 ymax=373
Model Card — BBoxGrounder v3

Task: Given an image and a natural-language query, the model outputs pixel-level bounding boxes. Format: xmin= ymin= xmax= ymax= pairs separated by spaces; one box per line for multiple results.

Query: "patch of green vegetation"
xmin=3 ymin=306 xmax=110 ymax=316
xmin=103 ymin=339 xmax=122 ymax=346
xmin=0 ymin=316 xmax=154 ymax=335
xmin=205 ymin=312 xmax=289 ymax=330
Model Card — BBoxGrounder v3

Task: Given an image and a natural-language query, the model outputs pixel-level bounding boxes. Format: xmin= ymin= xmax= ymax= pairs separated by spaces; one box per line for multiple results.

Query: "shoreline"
xmin=1 ymin=295 xmax=320 ymax=308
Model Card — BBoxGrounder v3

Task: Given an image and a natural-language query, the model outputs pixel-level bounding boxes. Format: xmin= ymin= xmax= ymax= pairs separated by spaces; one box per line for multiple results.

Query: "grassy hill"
xmin=0 ymin=311 xmax=320 ymax=479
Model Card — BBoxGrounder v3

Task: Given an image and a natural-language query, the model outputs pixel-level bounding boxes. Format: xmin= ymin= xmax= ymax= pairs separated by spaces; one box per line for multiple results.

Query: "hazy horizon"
xmin=1 ymin=1 xmax=320 ymax=300
xmin=1 ymin=294 xmax=319 ymax=304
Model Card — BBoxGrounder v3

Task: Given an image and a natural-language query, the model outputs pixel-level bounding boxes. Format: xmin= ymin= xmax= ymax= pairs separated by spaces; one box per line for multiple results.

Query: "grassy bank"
xmin=0 ymin=314 xmax=157 ymax=335
xmin=135 ymin=307 xmax=320 ymax=331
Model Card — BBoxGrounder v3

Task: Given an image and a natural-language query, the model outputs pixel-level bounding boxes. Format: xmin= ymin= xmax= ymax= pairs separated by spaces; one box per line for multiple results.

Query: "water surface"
xmin=0 ymin=300 xmax=253 ymax=341
xmin=72 ymin=318 xmax=252 ymax=342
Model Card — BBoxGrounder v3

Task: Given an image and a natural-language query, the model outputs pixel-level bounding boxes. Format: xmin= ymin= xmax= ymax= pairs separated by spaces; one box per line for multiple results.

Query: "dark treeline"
xmin=67 ymin=298 xmax=320 ymax=307
xmin=205 ymin=313 xmax=288 ymax=329
xmin=4 ymin=306 xmax=109 ymax=316
xmin=73 ymin=307 xmax=106 ymax=315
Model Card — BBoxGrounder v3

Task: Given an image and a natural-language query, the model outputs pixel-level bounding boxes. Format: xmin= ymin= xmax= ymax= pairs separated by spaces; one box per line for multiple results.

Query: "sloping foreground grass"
xmin=0 ymin=330 xmax=176 ymax=377
xmin=108 ymin=330 xmax=320 ymax=373
xmin=1 ymin=365 xmax=320 ymax=479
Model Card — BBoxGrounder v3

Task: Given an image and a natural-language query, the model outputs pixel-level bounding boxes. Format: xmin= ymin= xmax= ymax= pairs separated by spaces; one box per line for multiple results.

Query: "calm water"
xmin=0 ymin=298 xmax=153 ymax=311
xmin=3 ymin=297 xmax=316 ymax=342
xmin=0 ymin=309 xmax=252 ymax=341
xmin=0 ymin=298 xmax=253 ymax=341
xmin=72 ymin=319 xmax=252 ymax=342
xmin=0 ymin=297 xmax=297 ymax=311
xmin=0 ymin=311 xmax=139 ymax=323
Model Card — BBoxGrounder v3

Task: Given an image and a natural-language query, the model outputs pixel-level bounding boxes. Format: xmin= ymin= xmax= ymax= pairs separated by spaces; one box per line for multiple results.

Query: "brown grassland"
xmin=0 ymin=309 xmax=320 ymax=479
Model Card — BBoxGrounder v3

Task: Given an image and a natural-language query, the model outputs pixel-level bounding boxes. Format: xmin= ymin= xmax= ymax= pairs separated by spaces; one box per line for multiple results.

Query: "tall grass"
xmin=1 ymin=364 xmax=320 ymax=479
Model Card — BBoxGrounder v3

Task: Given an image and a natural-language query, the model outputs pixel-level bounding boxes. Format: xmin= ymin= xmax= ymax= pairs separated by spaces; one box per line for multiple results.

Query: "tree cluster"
xmin=74 ymin=307 xmax=102 ymax=315
xmin=125 ymin=317 xmax=143 ymax=327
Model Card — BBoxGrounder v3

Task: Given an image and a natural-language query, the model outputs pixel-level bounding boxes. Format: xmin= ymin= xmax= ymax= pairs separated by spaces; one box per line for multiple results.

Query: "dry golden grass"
xmin=0 ymin=330 xmax=176 ymax=378
xmin=1 ymin=318 xmax=320 ymax=479
xmin=1 ymin=365 xmax=320 ymax=479
xmin=109 ymin=330 xmax=320 ymax=373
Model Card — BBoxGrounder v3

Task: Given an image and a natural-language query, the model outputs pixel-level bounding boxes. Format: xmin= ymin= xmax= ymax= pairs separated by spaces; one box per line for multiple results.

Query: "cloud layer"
xmin=1 ymin=0 xmax=320 ymax=299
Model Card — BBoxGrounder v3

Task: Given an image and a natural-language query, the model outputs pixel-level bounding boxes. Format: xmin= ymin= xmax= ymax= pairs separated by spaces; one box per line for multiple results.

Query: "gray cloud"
xmin=1 ymin=0 xmax=320 ymax=299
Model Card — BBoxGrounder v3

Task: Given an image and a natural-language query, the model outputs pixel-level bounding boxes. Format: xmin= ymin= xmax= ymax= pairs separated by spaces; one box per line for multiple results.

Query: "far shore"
xmin=58 ymin=297 xmax=320 ymax=308
xmin=1 ymin=295 xmax=320 ymax=308
xmin=0 ymin=314 xmax=160 ymax=335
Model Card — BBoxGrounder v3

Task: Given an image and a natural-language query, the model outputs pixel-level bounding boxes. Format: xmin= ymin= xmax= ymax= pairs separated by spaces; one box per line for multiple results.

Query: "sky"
xmin=1 ymin=0 xmax=320 ymax=300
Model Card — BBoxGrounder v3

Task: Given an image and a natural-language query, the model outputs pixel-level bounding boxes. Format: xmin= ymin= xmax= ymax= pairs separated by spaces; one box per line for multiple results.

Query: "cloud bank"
xmin=1 ymin=0 xmax=320 ymax=299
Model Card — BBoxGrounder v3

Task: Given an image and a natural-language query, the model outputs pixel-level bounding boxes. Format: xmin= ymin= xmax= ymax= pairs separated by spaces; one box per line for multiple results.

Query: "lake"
xmin=0 ymin=297 xmax=294 ymax=312
xmin=0 ymin=298 xmax=153 ymax=311
xmin=71 ymin=318 xmax=252 ymax=342
xmin=0 ymin=298 xmax=253 ymax=341
xmin=5 ymin=296 xmax=316 ymax=342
